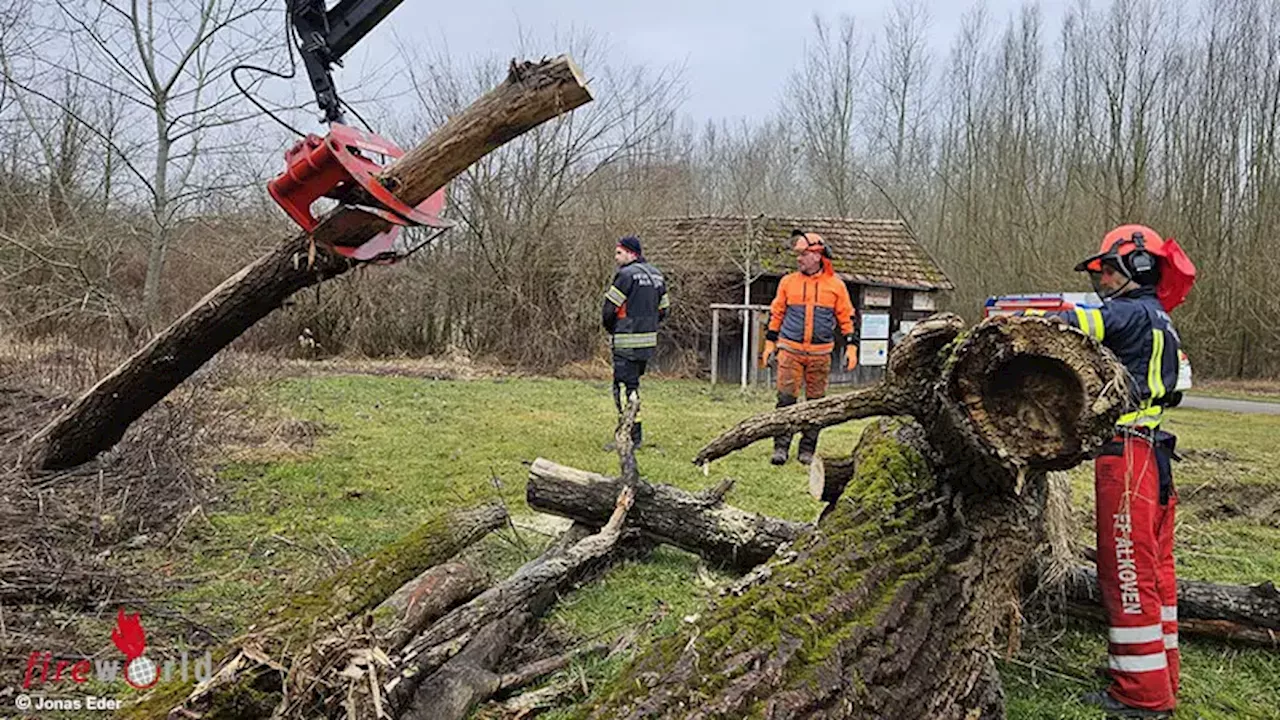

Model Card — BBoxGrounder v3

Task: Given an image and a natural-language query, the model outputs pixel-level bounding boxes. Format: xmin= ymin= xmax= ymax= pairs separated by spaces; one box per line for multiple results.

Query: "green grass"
xmin=159 ymin=373 xmax=1280 ymax=719
xmin=1185 ymin=379 xmax=1280 ymax=404
xmin=1186 ymin=390 xmax=1280 ymax=404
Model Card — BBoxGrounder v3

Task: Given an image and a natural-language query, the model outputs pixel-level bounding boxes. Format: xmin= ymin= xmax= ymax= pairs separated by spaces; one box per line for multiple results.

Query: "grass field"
xmin=1186 ymin=379 xmax=1280 ymax=404
xmin=156 ymin=371 xmax=1280 ymax=719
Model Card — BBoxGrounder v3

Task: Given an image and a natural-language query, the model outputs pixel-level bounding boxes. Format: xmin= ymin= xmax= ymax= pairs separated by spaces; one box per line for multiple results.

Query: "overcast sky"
xmin=327 ymin=0 xmax=1069 ymax=128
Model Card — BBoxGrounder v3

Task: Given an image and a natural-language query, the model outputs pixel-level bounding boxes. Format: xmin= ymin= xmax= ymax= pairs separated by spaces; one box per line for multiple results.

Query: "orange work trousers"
xmin=774 ymin=349 xmax=832 ymax=457
xmin=776 ymin=349 xmax=831 ymax=401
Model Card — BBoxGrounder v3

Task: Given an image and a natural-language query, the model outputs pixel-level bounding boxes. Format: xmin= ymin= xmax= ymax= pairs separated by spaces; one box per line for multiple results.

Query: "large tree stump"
xmin=571 ymin=314 xmax=1131 ymax=719
xmin=23 ymin=55 xmax=593 ymax=472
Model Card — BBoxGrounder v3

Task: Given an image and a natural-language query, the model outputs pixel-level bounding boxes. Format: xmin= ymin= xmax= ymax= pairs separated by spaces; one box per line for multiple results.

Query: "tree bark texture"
xmin=402 ymin=612 xmax=608 ymax=720
xmin=23 ymin=55 xmax=593 ymax=472
xmin=122 ymin=504 xmax=507 ymax=720
xmin=526 ymin=458 xmax=809 ymax=572
xmin=400 ymin=609 xmax=535 ymax=720
xmin=371 ymin=561 xmax=491 ymax=652
xmin=382 ymin=487 xmax=635 ymax=716
xmin=571 ymin=314 xmax=1130 ymax=719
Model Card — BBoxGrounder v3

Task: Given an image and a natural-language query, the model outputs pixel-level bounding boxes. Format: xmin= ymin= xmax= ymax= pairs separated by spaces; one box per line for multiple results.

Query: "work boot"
xmin=771 ymin=437 xmax=790 ymax=465
xmin=1080 ymin=691 xmax=1173 ymax=718
xmin=797 ymin=430 xmax=819 ymax=465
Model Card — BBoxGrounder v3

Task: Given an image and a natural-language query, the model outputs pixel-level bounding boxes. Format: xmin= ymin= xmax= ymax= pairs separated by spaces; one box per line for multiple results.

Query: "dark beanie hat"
xmin=617 ymin=235 xmax=642 ymax=256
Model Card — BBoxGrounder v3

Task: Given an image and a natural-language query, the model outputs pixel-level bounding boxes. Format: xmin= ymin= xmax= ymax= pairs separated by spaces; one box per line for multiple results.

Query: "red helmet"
xmin=791 ymin=229 xmax=832 ymax=258
xmin=1074 ymin=224 xmax=1196 ymax=311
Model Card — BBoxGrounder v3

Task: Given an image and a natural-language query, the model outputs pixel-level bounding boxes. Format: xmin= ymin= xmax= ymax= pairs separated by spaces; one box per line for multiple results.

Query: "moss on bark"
xmin=121 ymin=503 xmax=506 ymax=720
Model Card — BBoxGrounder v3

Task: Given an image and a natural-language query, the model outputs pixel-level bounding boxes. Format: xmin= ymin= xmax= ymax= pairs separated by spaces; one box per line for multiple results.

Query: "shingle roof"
xmin=635 ymin=215 xmax=953 ymax=291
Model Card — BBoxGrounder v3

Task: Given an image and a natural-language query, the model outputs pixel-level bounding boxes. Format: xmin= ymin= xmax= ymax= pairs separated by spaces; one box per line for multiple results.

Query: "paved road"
xmin=1177 ymin=394 xmax=1280 ymax=415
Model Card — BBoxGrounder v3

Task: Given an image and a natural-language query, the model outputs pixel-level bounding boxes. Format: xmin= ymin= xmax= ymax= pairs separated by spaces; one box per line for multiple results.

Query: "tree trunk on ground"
xmin=527 ymin=459 xmax=808 ymax=572
xmin=122 ymin=504 xmax=507 ymax=720
xmin=372 ymin=561 xmax=491 ymax=652
xmin=381 ymin=488 xmax=636 ymax=717
xmin=22 ymin=55 xmax=593 ymax=472
xmin=402 ymin=609 xmax=608 ymax=720
xmin=571 ymin=314 xmax=1132 ymax=719
xmin=1062 ymin=567 xmax=1280 ymax=648
xmin=401 ymin=609 xmax=536 ymax=720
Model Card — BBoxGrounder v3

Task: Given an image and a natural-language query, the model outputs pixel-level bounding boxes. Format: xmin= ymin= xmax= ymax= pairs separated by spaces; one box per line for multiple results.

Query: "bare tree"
xmin=868 ymin=0 xmax=933 ymax=193
xmin=787 ymin=14 xmax=869 ymax=217
xmin=5 ymin=0 xmax=282 ymax=331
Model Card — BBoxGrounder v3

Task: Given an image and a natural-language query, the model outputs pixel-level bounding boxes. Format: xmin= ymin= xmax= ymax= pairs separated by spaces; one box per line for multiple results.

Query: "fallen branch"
xmin=615 ymin=392 xmax=640 ymax=486
xmin=372 ymin=560 xmax=490 ymax=652
xmin=384 ymin=487 xmax=635 ymax=715
xmin=475 ymin=679 xmax=578 ymax=719
xmin=123 ymin=504 xmax=507 ymax=719
xmin=526 ymin=458 xmax=808 ymax=572
xmin=693 ymin=314 xmax=966 ymax=466
xmin=496 ymin=643 xmax=610 ymax=692
xmin=1062 ymin=567 xmax=1280 ymax=648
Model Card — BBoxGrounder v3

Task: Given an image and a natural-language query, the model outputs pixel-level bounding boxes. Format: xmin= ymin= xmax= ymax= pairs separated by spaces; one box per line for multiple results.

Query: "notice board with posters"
xmin=860 ymin=312 xmax=891 ymax=340
xmin=859 ymin=340 xmax=889 ymax=366
xmin=911 ymin=291 xmax=936 ymax=311
xmin=862 ymin=286 xmax=893 ymax=308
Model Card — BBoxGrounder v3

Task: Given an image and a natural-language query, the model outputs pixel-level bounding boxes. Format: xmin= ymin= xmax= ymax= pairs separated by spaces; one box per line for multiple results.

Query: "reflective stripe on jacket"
xmin=1029 ymin=286 xmax=1181 ymax=428
xmin=768 ymin=258 xmax=855 ymax=355
xmin=603 ymin=260 xmax=668 ymax=360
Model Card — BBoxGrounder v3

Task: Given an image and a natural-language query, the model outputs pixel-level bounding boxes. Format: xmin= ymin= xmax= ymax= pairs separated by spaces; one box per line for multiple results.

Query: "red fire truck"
xmin=984 ymin=293 xmax=1192 ymax=391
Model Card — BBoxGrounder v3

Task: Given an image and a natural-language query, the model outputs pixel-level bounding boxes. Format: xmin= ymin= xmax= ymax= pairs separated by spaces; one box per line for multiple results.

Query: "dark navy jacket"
xmin=1031 ymin=286 xmax=1181 ymax=428
xmin=603 ymin=260 xmax=669 ymax=361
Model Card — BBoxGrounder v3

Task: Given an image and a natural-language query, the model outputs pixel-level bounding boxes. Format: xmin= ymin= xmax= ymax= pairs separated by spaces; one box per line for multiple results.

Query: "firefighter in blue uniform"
xmin=602 ymin=236 xmax=669 ymax=448
xmin=1023 ymin=224 xmax=1196 ymax=718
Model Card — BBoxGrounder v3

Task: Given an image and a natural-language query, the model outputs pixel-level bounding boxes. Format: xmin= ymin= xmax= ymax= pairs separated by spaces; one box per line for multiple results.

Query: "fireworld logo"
xmin=21 ymin=608 xmax=213 ymax=690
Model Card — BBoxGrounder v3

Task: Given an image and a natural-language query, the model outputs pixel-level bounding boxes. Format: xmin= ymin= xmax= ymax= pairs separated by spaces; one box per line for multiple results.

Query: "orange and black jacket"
xmin=766 ymin=257 xmax=856 ymax=355
xmin=603 ymin=259 xmax=669 ymax=360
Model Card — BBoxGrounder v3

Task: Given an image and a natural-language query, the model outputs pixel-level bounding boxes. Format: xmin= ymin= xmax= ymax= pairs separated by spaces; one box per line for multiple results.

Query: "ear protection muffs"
xmin=791 ymin=229 xmax=832 ymax=259
xmin=1125 ymin=232 xmax=1155 ymax=277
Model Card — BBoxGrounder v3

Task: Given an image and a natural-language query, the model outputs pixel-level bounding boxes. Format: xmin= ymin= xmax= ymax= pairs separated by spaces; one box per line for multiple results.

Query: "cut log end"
xmin=807 ymin=456 xmax=824 ymax=500
xmin=940 ymin=315 xmax=1129 ymax=477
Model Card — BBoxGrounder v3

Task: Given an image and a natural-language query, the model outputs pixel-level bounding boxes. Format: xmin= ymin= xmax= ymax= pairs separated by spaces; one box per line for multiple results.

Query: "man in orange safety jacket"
xmin=761 ymin=230 xmax=857 ymax=466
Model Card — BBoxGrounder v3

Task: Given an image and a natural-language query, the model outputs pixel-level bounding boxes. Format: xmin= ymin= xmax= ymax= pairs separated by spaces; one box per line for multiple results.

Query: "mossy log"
xmin=572 ymin=314 xmax=1129 ymax=719
xmin=122 ymin=503 xmax=507 ymax=720
xmin=371 ymin=560 xmax=490 ymax=652
xmin=23 ymin=55 xmax=593 ymax=472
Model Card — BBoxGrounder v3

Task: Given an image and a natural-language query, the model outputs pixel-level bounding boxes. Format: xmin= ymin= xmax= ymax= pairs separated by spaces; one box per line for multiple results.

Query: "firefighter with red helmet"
xmin=760 ymin=230 xmax=857 ymax=466
xmin=1024 ymin=224 xmax=1196 ymax=718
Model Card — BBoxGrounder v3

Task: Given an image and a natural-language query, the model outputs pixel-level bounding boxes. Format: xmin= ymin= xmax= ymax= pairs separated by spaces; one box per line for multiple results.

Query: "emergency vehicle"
xmin=983 ymin=292 xmax=1192 ymax=391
